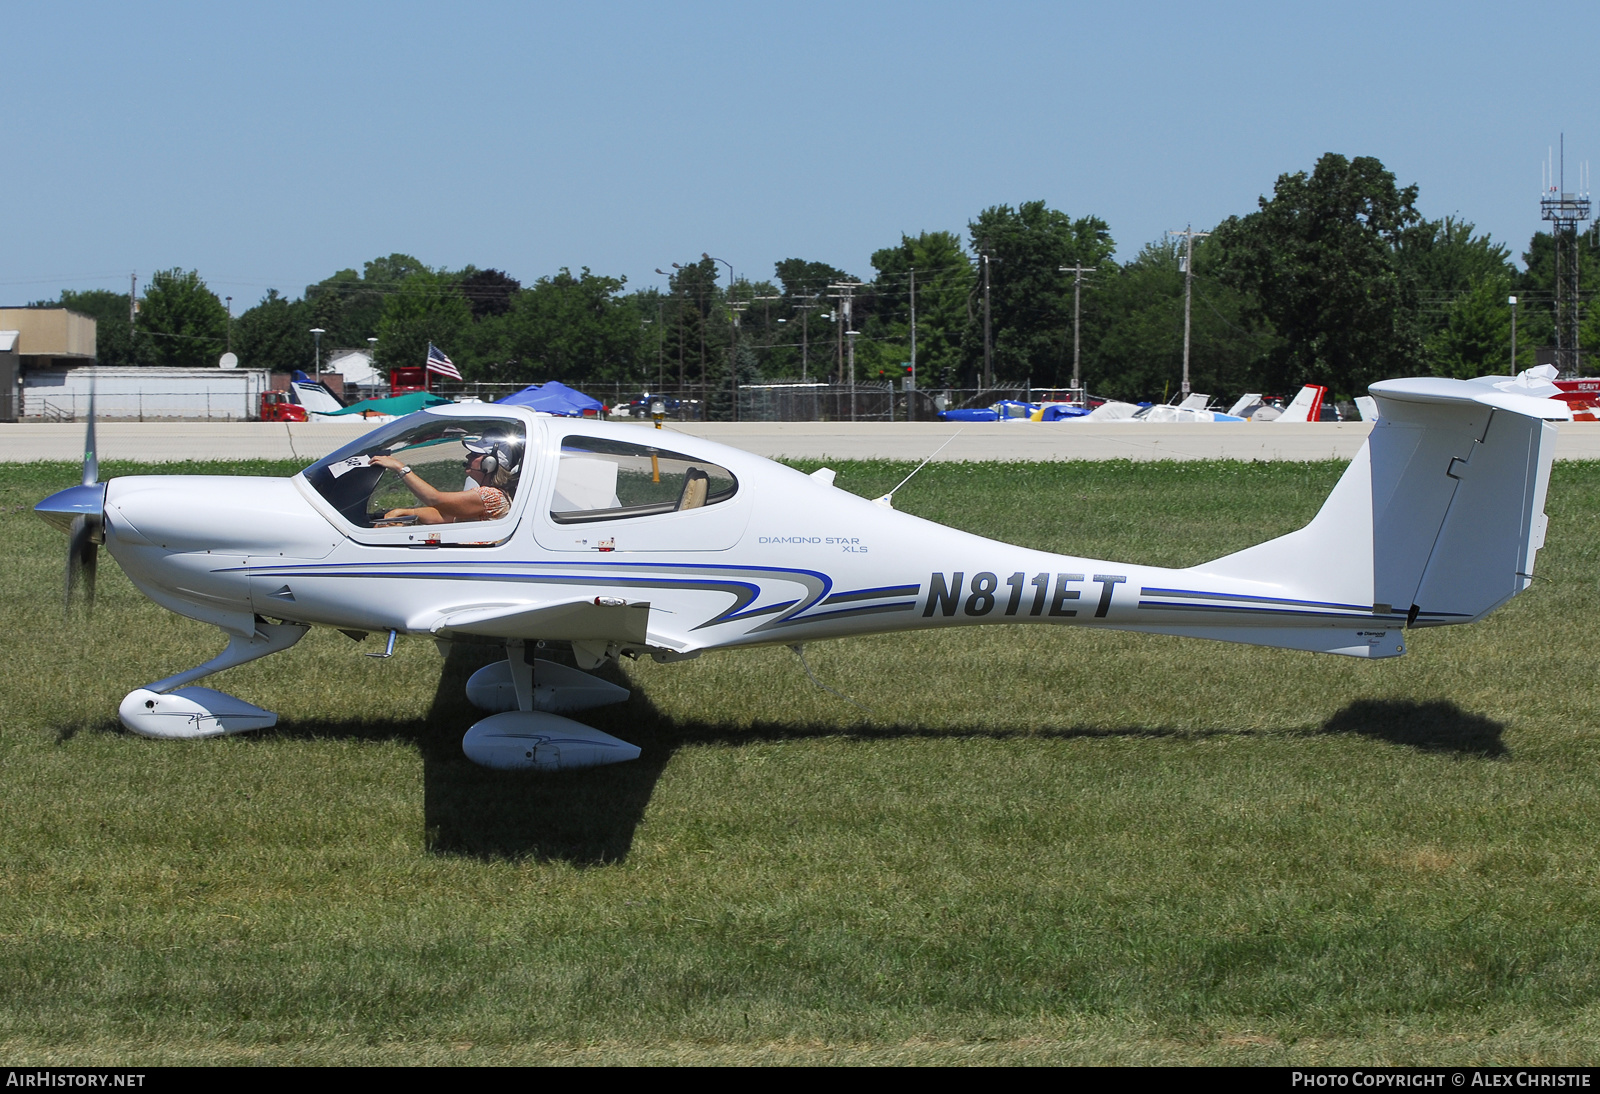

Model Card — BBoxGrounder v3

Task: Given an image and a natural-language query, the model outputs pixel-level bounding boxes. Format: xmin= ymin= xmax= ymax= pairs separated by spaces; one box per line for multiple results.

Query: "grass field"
xmin=4 ymin=456 xmax=1600 ymax=1065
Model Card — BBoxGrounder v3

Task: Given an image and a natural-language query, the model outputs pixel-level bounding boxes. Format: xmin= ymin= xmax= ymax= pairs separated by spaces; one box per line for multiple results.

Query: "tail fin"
xmin=1273 ymin=384 xmax=1327 ymax=423
xmin=1198 ymin=377 xmax=1568 ymax=626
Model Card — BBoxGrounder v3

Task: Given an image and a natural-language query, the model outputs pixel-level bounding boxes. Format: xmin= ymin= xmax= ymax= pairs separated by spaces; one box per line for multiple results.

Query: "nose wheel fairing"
xmin=119 ymin=687 xmax=278 ymax=739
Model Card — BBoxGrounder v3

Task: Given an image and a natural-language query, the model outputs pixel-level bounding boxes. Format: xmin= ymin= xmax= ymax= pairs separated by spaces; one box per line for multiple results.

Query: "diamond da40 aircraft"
xmin=35 ymin=372 xmax=1571 ymax=771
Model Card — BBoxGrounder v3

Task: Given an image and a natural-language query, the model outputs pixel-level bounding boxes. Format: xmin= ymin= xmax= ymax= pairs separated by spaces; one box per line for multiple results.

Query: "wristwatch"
xmin=399 ymin=465 xmax=412 ymax=476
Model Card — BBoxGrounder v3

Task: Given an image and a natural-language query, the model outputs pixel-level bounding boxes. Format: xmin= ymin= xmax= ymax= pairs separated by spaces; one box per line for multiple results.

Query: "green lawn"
xmin=3 ymin=457 xmax=1600 ymax=1064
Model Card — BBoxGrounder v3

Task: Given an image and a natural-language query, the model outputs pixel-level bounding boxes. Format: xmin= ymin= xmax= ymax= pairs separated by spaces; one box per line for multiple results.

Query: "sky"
xmin=2 ymin=0 xmax=1592 ymax=311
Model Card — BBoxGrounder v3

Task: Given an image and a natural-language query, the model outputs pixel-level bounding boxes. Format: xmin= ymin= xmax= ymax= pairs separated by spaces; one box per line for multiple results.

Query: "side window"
xmin=550 ymin=436 xmax=736 ymax=524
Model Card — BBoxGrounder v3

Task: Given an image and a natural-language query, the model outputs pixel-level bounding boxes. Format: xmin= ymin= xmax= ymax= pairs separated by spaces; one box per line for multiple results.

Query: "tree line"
xmin=35 ymin=153 xmax=1600 ymax=405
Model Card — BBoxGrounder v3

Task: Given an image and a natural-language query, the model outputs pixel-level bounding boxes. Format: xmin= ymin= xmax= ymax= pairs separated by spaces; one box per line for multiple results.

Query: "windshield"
xmin=303 ymin=414 xmax=527 ymax=528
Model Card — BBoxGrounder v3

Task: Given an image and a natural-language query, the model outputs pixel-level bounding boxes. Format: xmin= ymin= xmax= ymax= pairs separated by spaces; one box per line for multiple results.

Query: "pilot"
xmin=370 ymin=430 xmax=522 ymax=525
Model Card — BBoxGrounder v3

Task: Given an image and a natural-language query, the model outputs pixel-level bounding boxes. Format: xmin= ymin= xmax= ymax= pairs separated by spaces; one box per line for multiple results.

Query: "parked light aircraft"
xmin=35 ymin=373 xmax=1569 ymax=771
xmin=1076 ymin=384 xmax=1327 ymax=423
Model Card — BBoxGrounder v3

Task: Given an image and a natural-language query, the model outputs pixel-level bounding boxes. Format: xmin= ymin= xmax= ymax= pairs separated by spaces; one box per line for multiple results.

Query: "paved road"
xmin=6 ymin=419 xmax=1600 ymax=463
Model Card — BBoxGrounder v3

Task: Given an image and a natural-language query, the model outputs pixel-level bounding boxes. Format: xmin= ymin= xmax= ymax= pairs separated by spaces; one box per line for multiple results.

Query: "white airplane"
xmin=35 ymin=374 xmax=1570 ymax=772
xmin=1226 ymin=385 xmax=1327 ymax=422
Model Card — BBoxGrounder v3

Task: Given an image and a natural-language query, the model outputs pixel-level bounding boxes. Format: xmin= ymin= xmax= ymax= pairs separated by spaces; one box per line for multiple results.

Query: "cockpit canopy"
xmin=304 ymin=414 xmax=528 ymax=529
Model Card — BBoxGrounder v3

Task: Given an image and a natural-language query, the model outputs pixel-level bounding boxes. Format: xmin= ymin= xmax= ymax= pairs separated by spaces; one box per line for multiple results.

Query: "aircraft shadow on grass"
xmin=375 ymin=647 xmax=1515 ymax=865
xmin=59 ymin=646 xmax=1508 ymax=866
xmin=1318 ymin=697 xmax=1507 ymax=759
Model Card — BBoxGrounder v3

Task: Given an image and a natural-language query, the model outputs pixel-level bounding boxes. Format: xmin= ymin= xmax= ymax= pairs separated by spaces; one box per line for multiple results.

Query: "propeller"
xmin=35 ymin=385 xmax=104 ymax=617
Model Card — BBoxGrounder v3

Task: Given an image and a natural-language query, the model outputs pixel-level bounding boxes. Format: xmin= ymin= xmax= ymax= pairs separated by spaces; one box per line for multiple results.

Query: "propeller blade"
xmin=65 ymin=515 xmax=87 ymax=615
xmin=63 ymin=510 xmax=102 ymax=618
xmin=79 ymin=522 xmax=97 ymax=616
xmin=82 ymin=382 xmax=98 ymax=486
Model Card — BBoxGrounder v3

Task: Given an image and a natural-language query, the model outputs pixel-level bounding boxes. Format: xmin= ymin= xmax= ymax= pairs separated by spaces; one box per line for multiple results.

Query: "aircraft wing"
xmin=423 ymin=598 xmax=651 ymax=643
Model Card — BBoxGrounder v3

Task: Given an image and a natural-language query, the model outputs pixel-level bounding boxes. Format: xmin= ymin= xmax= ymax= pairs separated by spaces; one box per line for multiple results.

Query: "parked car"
xmin=620 ymin=394 xmax=684 ymax=418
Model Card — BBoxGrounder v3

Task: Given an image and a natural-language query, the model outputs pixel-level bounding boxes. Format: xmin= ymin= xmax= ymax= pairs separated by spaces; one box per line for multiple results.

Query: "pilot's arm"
xmin=370 ymin=455 xmax=493 ymax=524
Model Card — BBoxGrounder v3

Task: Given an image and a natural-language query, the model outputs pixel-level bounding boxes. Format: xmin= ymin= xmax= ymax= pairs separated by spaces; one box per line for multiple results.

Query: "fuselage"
xmin=96 ymin=405 xmax=1405 ymax=659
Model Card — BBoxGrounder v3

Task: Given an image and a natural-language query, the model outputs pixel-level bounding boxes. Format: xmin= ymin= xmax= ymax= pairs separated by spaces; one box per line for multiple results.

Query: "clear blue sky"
xmin=3 ymin=1 xmax=1590 ymax=310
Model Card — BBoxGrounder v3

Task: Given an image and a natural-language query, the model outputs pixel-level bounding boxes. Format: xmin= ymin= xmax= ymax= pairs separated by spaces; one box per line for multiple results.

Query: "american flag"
xmin=426 ymin=343 xmax=462 ymax=380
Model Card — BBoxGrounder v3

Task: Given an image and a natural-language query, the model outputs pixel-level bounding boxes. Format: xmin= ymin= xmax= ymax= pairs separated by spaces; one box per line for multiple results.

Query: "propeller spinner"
xmin=34 ymin=388 xmax=103 ymax=615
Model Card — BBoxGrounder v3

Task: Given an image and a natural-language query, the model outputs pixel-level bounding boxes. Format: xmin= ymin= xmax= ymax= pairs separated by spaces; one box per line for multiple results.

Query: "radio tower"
xmin=1540 ymin=135 xmax=1591 ymax=374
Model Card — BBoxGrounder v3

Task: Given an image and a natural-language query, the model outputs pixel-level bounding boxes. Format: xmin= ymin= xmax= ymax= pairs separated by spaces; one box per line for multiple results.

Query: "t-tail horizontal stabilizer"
xmin=1157 ymin=375 xmax=1569 ymax=656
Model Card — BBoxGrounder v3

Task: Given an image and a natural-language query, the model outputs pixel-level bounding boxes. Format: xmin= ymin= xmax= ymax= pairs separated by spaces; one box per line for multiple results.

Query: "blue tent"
xmin=497 ymin=381 xmax=604 ymax=416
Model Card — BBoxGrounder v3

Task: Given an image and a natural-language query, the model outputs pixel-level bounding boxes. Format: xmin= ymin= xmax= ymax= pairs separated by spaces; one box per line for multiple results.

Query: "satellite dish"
xmin=219 ymin=352 xmax=239 ymax=370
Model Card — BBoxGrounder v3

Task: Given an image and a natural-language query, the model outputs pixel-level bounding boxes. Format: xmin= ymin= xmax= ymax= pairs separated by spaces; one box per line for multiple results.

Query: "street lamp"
xmin=1059 ymin=264 xmax=1094 ymax=400
xmin=309 ymin=328 xmax=325 ymax=382
xmin=657 ymin=268 xmax=688 ymax=392
xmin=703 ymin=253 xmax=738 ymax=421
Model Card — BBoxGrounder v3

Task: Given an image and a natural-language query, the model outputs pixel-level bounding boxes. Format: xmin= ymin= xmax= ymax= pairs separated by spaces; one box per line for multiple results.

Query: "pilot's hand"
xmin=370 ymin=455 xmax=404 ymax=473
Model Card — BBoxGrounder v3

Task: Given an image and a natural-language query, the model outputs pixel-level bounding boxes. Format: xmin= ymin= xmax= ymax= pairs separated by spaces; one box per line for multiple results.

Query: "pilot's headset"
xmin=465 ymin=430 xmax=524 ymax=490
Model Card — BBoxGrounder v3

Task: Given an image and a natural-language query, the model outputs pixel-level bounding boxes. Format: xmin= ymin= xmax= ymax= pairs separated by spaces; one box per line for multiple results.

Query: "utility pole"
xmin=784 ymin=291 xmax=818 ymax=382
xmin=1058 ymin=263 xmax=1094 ymax=398
xmin=1167 ymin=226 xmax=1210 ymax=397
xmin=129 ymin=273 xmax=137 ymax=339
xmin=729 ymin=299 xmax=746 ymax=421
xmin=980 ymin=252 xmax=993 ymax=390
xmin=310 ymin=328 xmax=325 ymax=383
xmin=225 ymin=296 xmax=233 ymax=354
xmin=704 ymin=254 xmax=738 ymax=420
xmin=1509 ymin=295 xmax=1519 ymax=370
xmin=908 ymin=267 xmax=917 ymax=421
xmin=828 ymin=281 xmax=863 ymax=420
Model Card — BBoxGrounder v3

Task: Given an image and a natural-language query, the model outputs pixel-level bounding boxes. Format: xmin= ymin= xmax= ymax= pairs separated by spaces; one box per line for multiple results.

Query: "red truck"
xmin=390 ymin=366 xmax=429 ymax=396
xmin=259 ymin=390 xmax=307 ymax=422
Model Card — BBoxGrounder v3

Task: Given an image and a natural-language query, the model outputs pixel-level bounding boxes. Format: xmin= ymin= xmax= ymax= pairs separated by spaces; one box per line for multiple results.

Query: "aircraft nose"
xmin=35 ymin=483 xmax=106 ymax=537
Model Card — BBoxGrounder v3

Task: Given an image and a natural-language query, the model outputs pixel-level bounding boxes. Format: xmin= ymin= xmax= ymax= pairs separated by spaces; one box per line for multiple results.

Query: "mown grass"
xmin=4 ymin=457 xmax=1600 ymax=1065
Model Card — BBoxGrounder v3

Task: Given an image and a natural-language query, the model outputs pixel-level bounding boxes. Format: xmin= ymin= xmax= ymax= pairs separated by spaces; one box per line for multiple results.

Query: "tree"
xmin=53 ymin=289 xmax=151 ymax=367
xmin=869 ymin=231 xmax=973 ymax=389
xmin=459 ymin=268 xmax=522 ymax=320
xmin=962 ymin=202 xmax=1116 ymax=387
xmin=1424 ymin=274 xmax=1515 ymax=379
xmin=486 ymin=268 xmax=641 ymax=387
xmin=771 ymin=258 xmax=855 ymax=382
xmin=234 ymin=289 xmax=314 ymax=375
xmin=1086 ymin=236 xmax=1277 ymax=402
xmin=1394 ymin=217 xmax=1518 ymax=376
xmin=707 ymin=335 xmax=760 ymax=421
xmin=374 ymin=268 xmax=472 ymax=374
xmin=306 ymin=253 xmax=426 ymax=350
xmin=1213 ymin=153 xmax=1423 ymax=395
xmin=664 ymin=258 xmax=727 ymax=390
xmin=136 ymin=268 xmax=229 ymax=368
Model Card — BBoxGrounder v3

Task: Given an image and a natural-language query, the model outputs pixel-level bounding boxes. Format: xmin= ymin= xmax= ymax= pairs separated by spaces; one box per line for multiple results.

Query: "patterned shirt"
xmin=477 ymin=486 xmax=511 ymax=520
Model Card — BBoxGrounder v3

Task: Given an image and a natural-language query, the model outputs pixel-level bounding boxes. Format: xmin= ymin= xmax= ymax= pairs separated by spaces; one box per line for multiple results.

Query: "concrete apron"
xmin=5 ymin=419 xmax=1600 ymax=464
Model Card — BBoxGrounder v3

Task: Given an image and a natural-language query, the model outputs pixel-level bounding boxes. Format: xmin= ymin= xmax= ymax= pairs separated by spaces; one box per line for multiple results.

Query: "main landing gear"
xmin=116 ymin=626 xmax=640 ymax=772
xmin=460 ymin=638 xmax=640 ymax=771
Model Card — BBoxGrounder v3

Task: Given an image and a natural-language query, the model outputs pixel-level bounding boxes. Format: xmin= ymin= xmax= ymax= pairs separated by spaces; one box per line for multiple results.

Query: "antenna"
xmin=1539 ymin=133 xmax=1591 ymax=375
xmin=874 ymin=429 xmax=965 ymax=508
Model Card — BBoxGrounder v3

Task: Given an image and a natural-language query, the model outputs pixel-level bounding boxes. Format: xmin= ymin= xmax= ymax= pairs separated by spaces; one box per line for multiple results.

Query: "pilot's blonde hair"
xmin=487 ymin=461 xmax=515 ymax=491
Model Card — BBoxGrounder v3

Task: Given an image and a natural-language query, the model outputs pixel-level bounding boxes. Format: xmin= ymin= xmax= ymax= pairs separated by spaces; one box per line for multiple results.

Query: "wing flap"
xmin=429 ymin=597 xmax=651 ymax=643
